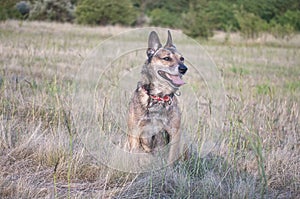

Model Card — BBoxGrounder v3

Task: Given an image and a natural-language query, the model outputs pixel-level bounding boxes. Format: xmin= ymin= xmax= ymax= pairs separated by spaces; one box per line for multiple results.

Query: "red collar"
xmin=141 ymin=85 xmax=173 ymax=104
xmin=150 ymin=94 xmax=170 ymax=102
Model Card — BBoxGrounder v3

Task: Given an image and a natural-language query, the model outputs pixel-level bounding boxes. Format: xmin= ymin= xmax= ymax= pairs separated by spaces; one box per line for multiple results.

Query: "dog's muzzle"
xmin=178 ymin=63 xmax=188 ymax=75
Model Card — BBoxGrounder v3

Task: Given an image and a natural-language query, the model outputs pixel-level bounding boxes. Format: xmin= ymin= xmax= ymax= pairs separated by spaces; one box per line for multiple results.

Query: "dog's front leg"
xmin=127 ymin=83 xmax=150 ymax=152
xmin=165 ymin=109 xmax=182 ymax=164
xmin=127 ymin=98 xmax=143 ymax=152
xmin=127 ymin=134 xmax=140 ymax=152
xmin=127 ymin=116 xmax=140 ymax=152
xmin=167 ymin=128 xmax=181 ymax=164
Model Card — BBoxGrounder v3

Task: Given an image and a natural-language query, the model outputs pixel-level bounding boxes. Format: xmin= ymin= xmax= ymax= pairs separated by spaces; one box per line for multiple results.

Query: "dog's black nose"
xmin=178 ymin=63 xmax=188 ymax=75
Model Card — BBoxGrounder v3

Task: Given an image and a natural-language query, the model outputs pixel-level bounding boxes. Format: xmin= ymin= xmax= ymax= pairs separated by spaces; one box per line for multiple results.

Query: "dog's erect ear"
xmin=147 ymin=31 xmax=162 ymax=59
xmin=165 ymin=30 xmax=175 ymax=48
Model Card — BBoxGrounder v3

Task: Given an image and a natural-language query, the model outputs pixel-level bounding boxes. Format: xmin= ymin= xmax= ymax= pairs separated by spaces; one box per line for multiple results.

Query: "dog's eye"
xmin=163 ymin=57 xmax=171 ymax=61
xmin=180 ymin=57 xmax=184 ymax=62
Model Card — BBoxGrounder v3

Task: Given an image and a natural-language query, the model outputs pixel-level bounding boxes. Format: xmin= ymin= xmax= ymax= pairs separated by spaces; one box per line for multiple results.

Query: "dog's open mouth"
xmin=158 ymin=70 xmax=185 ymax=87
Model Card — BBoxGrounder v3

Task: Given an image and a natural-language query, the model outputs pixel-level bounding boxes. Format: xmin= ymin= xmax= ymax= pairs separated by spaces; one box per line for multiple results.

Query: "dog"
xmin=127 ymin=30 xmax=188 ymax=164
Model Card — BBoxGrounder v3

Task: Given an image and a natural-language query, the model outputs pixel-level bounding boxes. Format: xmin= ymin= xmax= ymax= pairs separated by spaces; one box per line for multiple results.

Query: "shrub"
xmin=206 ymin=1 xmax=239 ymax=31
xmin=145 ymin=0 xmax=189 ymax=28
xmin=29 ymin=0 xmax=74 ymax=22
xmin=16 ymin=1 xmax=30 ymax=17
xmin=235 ymin=10 xmax=269 ymax=39
xmin=182 ymin=10 xmax=213 ymax=39
xmin=75 ymin=0 xmax=138 ymax=26
xmin=181 ymin=0 xmax=214 ymax=39
xmin=0 ymin=0 xmax=22 ymax=20
xmin=270 ymin=22 xmax=295 ymax=40
xmin=149 ymin=8 xmax=179 ymax=28
xmin=270 ymin=10 xmax=299 ymax=40
xmin=275 ymin=10 xmax=300 ymax=31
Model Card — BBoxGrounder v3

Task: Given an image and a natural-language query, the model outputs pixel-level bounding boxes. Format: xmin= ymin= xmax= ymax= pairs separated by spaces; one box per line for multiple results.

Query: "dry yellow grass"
xmin=0 ymin=20 xmax=299 ymax=198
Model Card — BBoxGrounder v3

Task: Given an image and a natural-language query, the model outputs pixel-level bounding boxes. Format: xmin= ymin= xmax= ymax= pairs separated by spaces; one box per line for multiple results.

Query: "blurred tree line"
xmin=1 ymin=0 xmax=299 ymax=39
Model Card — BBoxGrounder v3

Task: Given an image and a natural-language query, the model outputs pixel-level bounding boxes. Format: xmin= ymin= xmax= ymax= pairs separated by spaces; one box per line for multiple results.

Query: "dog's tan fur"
xmin=127 ymin=31 xmax=188 ymax=163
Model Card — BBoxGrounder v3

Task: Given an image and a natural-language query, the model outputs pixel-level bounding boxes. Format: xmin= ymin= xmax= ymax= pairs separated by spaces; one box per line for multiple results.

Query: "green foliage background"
xmin=0 ymin=0 xmax=299 ymax=38
xmin=0 ymin=0 xmax=23 ymax=20
xmin=75 ymin=0 xmax=137 ymax=26
xmin=29 ymin=0 xmax=74 ymax=22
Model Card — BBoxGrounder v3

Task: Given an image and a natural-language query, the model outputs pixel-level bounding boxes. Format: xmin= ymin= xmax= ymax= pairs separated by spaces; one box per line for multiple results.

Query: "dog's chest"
xmin=146 ymin=102 xmax=173 ymax=119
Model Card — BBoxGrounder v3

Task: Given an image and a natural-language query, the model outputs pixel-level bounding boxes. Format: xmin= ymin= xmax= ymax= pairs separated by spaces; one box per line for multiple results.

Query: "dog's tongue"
xmin=169 ymin=74 xmax=185 ymax=86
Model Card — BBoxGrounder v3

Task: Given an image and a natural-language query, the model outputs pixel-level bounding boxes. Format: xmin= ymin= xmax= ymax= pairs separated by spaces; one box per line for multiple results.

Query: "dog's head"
xmin=142 ymin=31 xmax=188 ymax=94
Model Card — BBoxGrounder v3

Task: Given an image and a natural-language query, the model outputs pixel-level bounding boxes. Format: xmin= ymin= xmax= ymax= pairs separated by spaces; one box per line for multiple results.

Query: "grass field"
xmin=0 ymin=20 xmax=299 ymax=198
